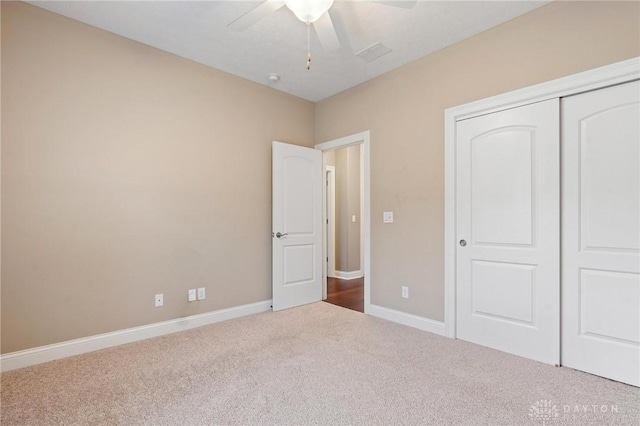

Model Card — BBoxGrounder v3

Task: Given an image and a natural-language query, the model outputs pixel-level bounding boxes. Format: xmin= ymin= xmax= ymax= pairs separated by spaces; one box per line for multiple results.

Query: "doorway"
xmin=315 ymin=131 xmax=371 ymax=314
xmin=323 ymin=145 xmax=364 ymax=312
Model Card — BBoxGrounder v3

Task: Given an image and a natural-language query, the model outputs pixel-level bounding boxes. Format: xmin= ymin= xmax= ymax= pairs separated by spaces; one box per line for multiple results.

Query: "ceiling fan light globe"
xmin=284 ymin=0 xmax=334 ymax=23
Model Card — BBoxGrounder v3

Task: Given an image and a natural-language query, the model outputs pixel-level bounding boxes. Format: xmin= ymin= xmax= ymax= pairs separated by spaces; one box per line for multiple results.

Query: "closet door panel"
xmin=562 ymin=80 xmax=640 ymax=387
xmin=456 ymin=99 xmax=560 ymax=365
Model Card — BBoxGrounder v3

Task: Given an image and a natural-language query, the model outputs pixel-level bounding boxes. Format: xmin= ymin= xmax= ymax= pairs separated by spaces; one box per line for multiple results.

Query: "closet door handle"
xmin=459 ymin=239 xmax=467 ymax=247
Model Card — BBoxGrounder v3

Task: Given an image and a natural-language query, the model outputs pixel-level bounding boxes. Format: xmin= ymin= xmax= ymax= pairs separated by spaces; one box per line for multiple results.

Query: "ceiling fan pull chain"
xmin=306 ymin=21 xmax=311 ymax=70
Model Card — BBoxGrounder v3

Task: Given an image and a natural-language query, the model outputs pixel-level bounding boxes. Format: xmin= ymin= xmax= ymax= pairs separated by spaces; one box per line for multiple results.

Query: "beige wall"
xmin=334 ymin=146 xmax=361 ymax=273
xmin=1 ymin=2 xmax=315 ymax=353
xmin=316 ymin=1 xmax=640 ymax=321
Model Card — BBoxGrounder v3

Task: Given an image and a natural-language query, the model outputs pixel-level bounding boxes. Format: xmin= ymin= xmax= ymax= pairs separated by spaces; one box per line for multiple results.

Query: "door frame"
xmin=316 ymin=131 xmax=371 ymax=313
xmin=443 ymin=57 xmax=640 ymax=338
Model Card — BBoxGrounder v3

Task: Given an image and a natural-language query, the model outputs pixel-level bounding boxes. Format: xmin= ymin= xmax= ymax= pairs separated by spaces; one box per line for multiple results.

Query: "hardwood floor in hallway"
xmin=324 ymin=276 xmax=364 ymax=313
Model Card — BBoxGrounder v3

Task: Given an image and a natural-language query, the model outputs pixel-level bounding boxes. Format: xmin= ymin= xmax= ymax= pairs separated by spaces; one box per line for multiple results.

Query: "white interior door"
xmin=561 ymin=80 xmax=640 ymax=386
xmin=272 ymin=141 xmax=322 ymax=311
xmin=456 ymin=99 xmax=560 ymax=365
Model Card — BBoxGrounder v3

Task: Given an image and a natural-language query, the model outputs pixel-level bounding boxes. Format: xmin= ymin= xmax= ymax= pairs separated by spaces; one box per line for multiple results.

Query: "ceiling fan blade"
xmin=373 ymin=0 xmax=417 ymax=9
xmin=313 ymin=12 xmax=341 ymax=52
xmin=227 ymin=0 xmax=286 ymax=31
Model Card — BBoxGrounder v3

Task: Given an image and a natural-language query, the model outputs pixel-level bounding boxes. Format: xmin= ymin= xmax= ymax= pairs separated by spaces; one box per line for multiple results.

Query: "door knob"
xmin=275 ymin=232 xmax=288 ymax=239
xmin=459 ymin=239 xmax=467 ymax=247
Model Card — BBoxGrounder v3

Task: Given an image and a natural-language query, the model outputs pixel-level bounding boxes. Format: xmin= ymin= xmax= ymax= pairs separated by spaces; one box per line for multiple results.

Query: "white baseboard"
xmin=368 ymin=304 xmax=447 ymax=337
xmin=0 ymin=299 xmax=272 ymax=372
xmin=334 ymin=270 xmax=363 ymax=280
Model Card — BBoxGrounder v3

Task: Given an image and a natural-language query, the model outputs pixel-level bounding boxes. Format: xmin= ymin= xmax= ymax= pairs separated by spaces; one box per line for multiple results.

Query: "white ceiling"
xmin=29 ymin=1 xmax=549 ymax=102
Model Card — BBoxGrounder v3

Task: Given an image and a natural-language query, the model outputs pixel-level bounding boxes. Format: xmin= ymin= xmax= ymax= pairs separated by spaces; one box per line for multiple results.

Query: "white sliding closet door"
xmin=456 ymin=99 xmax=560 ymax=365
xmin=561 ymin=80 xmax=640 ymax=386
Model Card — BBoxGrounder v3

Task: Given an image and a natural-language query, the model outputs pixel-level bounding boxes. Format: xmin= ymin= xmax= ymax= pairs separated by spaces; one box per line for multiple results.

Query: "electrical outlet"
xmin=401 ymin=286 xmax=409 ymax=299
xmin=188 ymin=289 xmax=196 ymax=302
xmin=197 ymin=287 xmax=206 ymax=300
xmin=155 ymin=294 xmax=164 ymax=307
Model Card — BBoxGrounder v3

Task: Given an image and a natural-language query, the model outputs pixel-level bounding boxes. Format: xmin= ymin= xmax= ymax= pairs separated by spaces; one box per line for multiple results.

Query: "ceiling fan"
xmin=227 ymin=0 xmax=417 ymax=69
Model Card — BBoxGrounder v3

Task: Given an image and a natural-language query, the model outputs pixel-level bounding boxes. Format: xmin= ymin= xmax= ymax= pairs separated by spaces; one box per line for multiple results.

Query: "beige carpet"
xmin=2 ymin=302 xmax=639 ymax=425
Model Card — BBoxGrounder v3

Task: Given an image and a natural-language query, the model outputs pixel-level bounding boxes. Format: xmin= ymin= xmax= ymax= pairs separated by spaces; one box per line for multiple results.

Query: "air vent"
xmin=355 ymin=42 xmax=392 ymax=63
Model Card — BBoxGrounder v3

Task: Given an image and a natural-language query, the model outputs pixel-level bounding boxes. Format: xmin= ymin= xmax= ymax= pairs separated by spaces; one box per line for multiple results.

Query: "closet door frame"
xmin=444 ymin=57 xmax=640 ymax=339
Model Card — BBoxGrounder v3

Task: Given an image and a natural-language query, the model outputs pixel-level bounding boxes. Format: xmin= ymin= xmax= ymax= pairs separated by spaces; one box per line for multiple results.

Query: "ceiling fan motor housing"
xmin=284 ymin=0 xmax=335 ymax=23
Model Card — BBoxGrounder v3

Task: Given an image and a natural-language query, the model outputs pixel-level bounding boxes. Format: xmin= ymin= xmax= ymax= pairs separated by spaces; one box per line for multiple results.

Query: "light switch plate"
xmin=197 ymin=287 xmax=206 ymax=300
xmin=188 ymin=289 xmax=196 ymax=302
xmin=352 ymin=215 xmax=357 ymax=223
xmin=383 ymin=211 xmax=394 ymax=223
